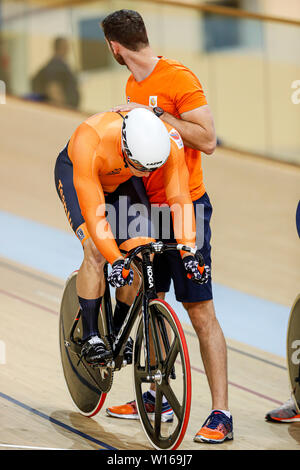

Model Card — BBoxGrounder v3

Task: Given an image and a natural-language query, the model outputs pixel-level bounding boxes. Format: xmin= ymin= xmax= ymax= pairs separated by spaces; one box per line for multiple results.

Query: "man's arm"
xmin=162 ymin=135 xmax=196 ymax=254
xmin=161 ymin=105 xmax=216 ymax=154
xmin=70 ymin=123 xmax=123 ymax=265
xmin=110 ymin=102 xmax=216 ymax=155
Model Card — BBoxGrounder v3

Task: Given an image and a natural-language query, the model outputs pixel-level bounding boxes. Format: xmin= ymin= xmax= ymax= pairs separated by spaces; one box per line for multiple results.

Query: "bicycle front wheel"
xmin=133 ymin=299 xmax=191 ymax=450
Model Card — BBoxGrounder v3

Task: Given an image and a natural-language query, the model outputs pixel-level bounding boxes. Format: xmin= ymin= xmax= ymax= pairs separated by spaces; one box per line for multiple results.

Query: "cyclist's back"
xmin=68 ymin=112 xmax=132 ymax=194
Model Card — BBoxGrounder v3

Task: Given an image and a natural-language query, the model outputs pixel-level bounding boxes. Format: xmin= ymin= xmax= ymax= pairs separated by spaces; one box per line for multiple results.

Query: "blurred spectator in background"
xmin=0 ymin=37 xmax=11 ymax=93
xmin=31 ymin=37 xmax=80 ymax=109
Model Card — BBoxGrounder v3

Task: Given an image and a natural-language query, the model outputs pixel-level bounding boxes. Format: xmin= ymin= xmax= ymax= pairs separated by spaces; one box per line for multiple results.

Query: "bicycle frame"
xmin=103 ymin=242 xmax=200 ymax=375
xmin=66 ymin=242 xmax=200 ymax=377
xmin=102 ymin=245 xmax=158 ymax=372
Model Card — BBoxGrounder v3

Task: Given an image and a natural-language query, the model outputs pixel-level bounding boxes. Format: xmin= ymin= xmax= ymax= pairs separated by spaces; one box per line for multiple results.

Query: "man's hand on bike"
xmin=108 ymin=259 xmax=134 ymax=288
xmin=183 ymin=254 xmax=210 ymax=285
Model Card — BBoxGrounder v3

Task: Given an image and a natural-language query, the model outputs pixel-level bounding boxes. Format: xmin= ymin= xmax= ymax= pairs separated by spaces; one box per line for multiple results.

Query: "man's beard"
xmin=113 ymin=51 xmax=126 ymax=66
xmin=106 ymin=40 xmax=127 ymax=66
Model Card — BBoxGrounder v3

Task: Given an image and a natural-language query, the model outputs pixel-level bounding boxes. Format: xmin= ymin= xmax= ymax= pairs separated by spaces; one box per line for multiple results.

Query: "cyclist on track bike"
xmin=54 ymin=107 xmax=209 ymax=367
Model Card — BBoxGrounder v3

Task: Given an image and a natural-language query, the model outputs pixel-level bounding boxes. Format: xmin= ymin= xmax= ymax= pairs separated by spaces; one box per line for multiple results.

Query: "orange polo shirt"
xmin=126 ymin=57 xmax=208 ymax=203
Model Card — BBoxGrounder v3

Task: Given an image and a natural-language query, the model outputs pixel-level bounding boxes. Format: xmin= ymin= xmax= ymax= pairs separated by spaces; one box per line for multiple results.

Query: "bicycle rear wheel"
xmin=287 ymin=294 xmax=300 ymax=412
xmin=133 ymin=299 xmax=191 ymax=450
xmin=59 ymin=271 xmax=112 ymax=417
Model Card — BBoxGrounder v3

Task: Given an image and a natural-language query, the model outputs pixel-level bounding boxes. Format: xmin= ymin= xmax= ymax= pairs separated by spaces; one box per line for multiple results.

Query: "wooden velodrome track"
xmin=0 ymin=97 xmax=300 ymax=450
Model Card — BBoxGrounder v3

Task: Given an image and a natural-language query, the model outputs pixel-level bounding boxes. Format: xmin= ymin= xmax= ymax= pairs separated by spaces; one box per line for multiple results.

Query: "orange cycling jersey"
xmin=126 ymin=57 xmax=208 ymax=204
xmin=67 ymin=112 xmax=196 ymax=265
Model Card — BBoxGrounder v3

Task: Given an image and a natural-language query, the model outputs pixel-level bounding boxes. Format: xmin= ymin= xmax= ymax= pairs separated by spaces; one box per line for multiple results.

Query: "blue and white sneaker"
xmin=194 ymin=410 xmax=233 ymax=443
xmin=106 ymin=391 xmax=174 ymax=422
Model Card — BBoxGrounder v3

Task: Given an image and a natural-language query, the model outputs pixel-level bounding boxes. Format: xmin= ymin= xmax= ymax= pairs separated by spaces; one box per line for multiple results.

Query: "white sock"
xmin=213 ymin=409 xmax=231 ymax=418
xmin=148 ymin=389 xmax=167 ymax=404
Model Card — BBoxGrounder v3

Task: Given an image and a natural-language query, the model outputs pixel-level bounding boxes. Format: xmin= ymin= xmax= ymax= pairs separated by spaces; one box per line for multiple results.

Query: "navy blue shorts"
xmin=296 ymin=200 xmax=300 ymax=238
xmin=153 ymin=193 xmax=213 ymax=303
xmin=54 ymin=144 xmax=153 ymax=246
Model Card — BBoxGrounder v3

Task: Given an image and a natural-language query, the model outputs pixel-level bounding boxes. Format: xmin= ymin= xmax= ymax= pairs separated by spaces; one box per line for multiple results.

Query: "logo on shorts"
xmin=76 ymin=228 xmax=85 ymax=241
xmin=169 ymin=128 xmax=184 ymax=149
xmin=149 ymin=96 xmax=158 ymax=107
xmin=127 ymin=96 xmax=130 ymax=103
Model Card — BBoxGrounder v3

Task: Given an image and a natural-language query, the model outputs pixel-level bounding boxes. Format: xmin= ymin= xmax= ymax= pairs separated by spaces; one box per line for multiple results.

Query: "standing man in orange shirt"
xmin=101 ymin=10 xmax=233 ymax=444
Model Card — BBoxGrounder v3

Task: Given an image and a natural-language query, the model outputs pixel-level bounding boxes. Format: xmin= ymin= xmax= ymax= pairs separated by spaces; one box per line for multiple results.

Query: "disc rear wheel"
xmin=59 ymin=272 xmax=113 ymax=417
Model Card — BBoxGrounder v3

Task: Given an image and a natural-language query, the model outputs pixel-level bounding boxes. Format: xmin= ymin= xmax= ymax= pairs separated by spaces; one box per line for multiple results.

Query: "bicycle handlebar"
xmin=123 ymin=242 xmax=204 ymax=271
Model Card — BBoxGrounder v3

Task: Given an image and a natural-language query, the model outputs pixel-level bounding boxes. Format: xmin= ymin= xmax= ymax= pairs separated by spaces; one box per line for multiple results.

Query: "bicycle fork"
xmin=140 ymin=250 xmax=155 ymax=378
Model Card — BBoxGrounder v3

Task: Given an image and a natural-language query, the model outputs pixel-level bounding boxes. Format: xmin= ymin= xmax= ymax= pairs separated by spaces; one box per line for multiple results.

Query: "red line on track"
xmin=189 ymin=363 xmax=283 ymax=405
xmin=1 ymin=287 xmax=283 ymax=406
xmin=0 ymin=288 xmax=58 ymax=316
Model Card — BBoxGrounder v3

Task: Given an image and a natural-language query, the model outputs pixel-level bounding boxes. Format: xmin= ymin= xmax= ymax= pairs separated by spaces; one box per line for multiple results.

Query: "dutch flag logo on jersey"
xmin=169 ymin=128 xmax=184 ymax=149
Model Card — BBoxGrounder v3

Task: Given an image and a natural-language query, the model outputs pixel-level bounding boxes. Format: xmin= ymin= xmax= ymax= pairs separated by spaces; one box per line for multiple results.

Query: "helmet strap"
xmin=115 ymin=112 xmax=129 ymax=168
xmin=116 ymin=111 xmax=125 ymax=121
xmin=120 ymin=139 xmax=129 ymax=169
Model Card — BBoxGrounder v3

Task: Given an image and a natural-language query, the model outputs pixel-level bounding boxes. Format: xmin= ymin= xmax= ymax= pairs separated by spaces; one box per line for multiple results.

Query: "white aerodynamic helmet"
xmin=121 ymin=108 xmax=171 ymax=172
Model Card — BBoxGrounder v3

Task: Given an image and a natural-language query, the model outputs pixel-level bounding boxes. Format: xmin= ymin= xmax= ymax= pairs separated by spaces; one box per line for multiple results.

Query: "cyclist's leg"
xmin=153 ymin=252 xmax=172 ymax=300
xmin=105 ymin=179 xmax=173 ymax=420
xmin=105 ymin=176 xmax=155 ymax=332
xmin=76 ymin=237 xmax=106 ymax=300
xmin=76 ymin=237 xmax=107 ymax=340
xmin=55 ymin=146 xmax=108 ymax=355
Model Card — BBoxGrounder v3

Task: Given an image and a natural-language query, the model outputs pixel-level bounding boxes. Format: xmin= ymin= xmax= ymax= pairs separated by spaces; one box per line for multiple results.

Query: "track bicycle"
xmin=59 ymin=241 xmax=204 ymax=450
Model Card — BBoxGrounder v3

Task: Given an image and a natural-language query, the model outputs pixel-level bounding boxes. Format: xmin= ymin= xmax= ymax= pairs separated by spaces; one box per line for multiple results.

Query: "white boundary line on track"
xmin=0 ymin=443 xmax=69 ymax=450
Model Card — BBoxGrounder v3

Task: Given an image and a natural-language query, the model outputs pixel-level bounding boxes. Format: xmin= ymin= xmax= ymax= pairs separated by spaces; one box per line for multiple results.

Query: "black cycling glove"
xmin=107 ymin=259 xmax=134 ymax=288
xmin=183 ymin=255 xmax=210 ymax=285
